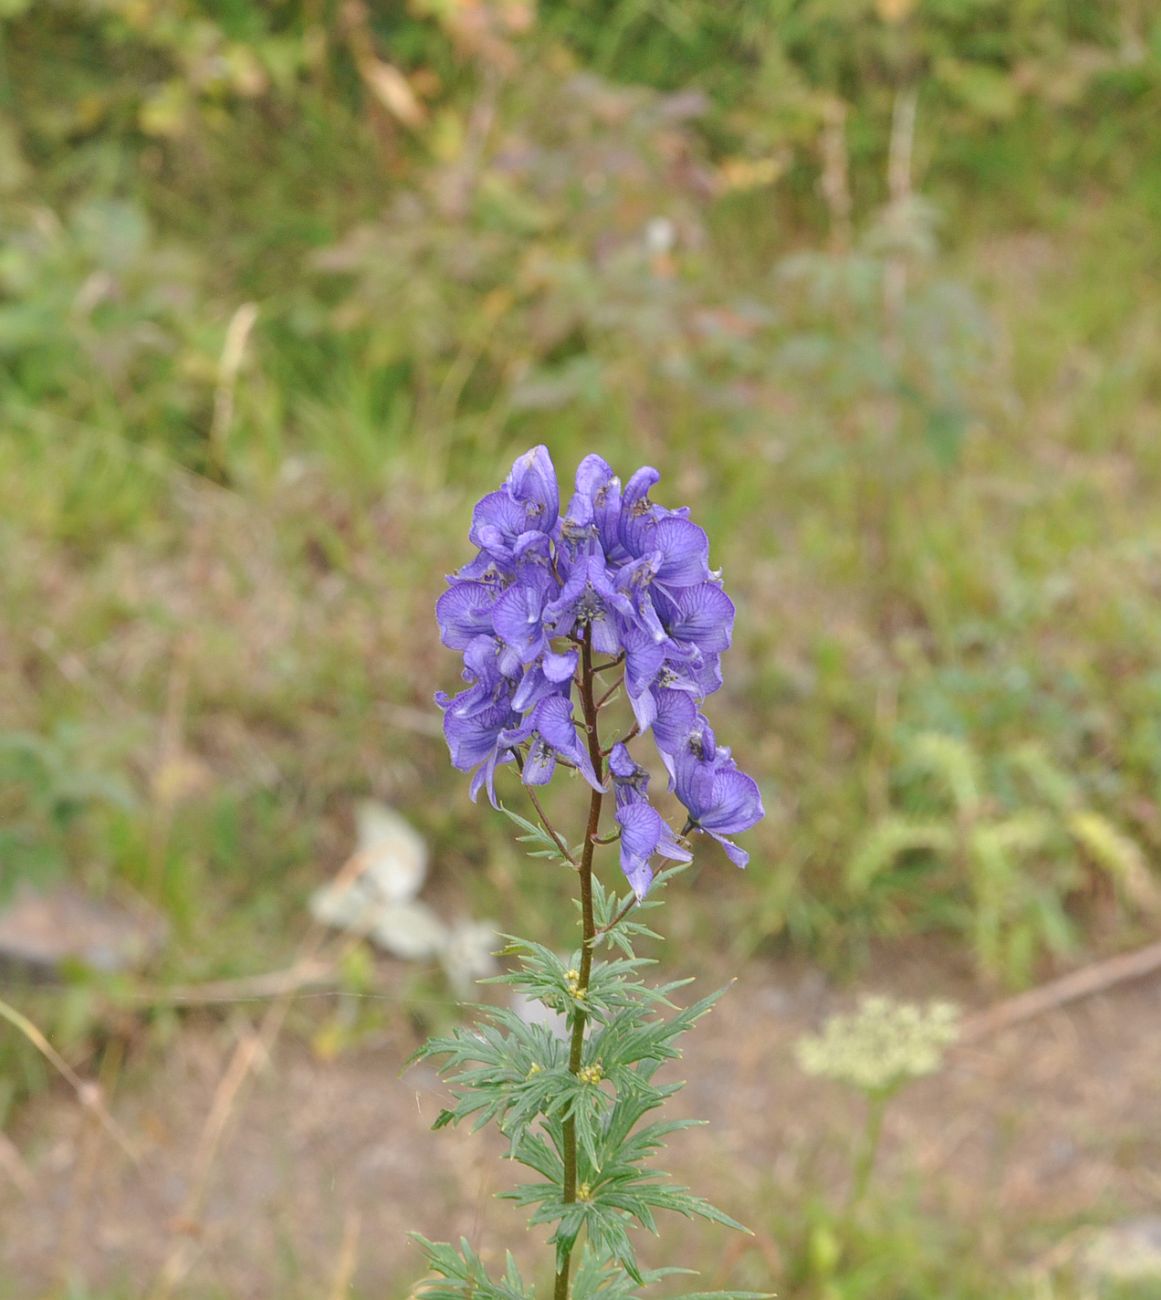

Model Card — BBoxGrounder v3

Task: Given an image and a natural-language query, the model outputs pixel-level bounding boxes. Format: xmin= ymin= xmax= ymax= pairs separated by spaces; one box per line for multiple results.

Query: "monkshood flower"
xmin=500 ymin=695 xmax=603 ymax=792
xmin=424 ymin=447 xmax=768 ymax=1300
xmin=435 ymin=444 xmax=762 ymax=893
xmin=672 ymin=715 xmax=764 ymax=868
xmin=436 ymin=690 xmax=520 ymax=807
xmin=543 ymin=547 xmax=636 ymax=655
xmin=609 ymin=744 xmax=691 ymax=899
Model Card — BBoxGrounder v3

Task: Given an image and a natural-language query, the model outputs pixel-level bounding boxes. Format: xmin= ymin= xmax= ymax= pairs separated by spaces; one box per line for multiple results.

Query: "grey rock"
xmin=0 ymin=884 xmax=166 ymax=977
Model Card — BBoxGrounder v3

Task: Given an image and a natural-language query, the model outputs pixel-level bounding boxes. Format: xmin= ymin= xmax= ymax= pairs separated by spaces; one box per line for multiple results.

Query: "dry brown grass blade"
xmin=961 ymin=937 xmax=1161 ymax=1042
xmin=124 ymin=957 xmax=337 ymax=1007
xmin=0 ymin=995 xmax=140 ymax=1166
xmin=208 ymin=301 xmax=259 ymax=471
xmin=327 ymin=1208 xmax=362 ymax=1300
xmin=147 ymin=849 xmax=374 ymax=1300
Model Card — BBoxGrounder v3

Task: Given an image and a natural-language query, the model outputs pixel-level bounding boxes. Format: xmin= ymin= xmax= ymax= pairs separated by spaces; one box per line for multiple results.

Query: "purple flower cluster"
xmin=436 ymin=446 xmax=763 ymax=896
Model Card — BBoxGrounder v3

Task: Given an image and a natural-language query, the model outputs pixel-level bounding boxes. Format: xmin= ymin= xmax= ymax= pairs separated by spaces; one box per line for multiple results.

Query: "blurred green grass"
xmin=3 ymin=0 xmax=1161 ymax=980
xmin=2 ymin=2 xmax=1161 ymax=1292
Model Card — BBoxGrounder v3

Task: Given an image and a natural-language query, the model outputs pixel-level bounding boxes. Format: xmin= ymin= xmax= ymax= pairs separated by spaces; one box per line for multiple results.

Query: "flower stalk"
xmin=421 ymin=446 xmax=766 ymax=1300
xmin=555 ymin=629 xmax=604 ymax=1300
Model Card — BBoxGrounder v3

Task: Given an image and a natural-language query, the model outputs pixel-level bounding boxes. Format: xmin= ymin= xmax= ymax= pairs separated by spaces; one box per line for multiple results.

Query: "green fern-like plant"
xmin=847 ymin=733 xmax=1156 ymax=985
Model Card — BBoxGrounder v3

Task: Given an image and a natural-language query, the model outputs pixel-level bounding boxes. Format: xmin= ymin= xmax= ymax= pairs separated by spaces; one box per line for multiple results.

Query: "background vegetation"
xmin=2 ymin=1 xmax=1161 ymax=1296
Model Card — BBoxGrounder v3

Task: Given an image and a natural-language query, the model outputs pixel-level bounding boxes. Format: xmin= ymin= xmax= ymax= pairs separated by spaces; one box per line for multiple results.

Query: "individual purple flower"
xmin=436 ymin=691 xmax=520 ymax=807
xmin=634 ymin=517 xmax=712 ymax=589
xmin=467 ymin=489 xmax=535 ymax=563
xmin=664 ymin=582 xmax=734 ymax=653
xmin=465 ymin=445 xmax=559 ymax=569
xmin=615 ymin=553 xmax=668 ymax=644
xmin=436 ymin=581 xmax=500 ymax=650
xmin=543 ymin=547 xmax=635 ymax=655
xmin=510 ymin=649 xmax=578 ymax=713
xmin=619 ymin=465 xmax=692 ymax=559
xmin=671 ymin=719 xmax=764 ymax=869
xmin=569 ymin=454 xmax=625 ymax=561
xmin=608 ymin=744 xmax=691 ymax=898
xmin=442 ymin=635 xmax=514 ymax=718
xmin=499 ymin=695 xmax=604 ymax=792
xmin=492 ymin=577 xmax=554 ymax=666
xmin=621 ymin=627 xmax=721 ymax=734
xmin=506 ymin=444 xmax=560 ymax=532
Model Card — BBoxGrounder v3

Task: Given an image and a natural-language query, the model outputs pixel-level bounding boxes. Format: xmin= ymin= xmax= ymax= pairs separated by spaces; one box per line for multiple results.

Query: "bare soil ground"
xmin=3 ymin=939 xmax=1160 ymax=1300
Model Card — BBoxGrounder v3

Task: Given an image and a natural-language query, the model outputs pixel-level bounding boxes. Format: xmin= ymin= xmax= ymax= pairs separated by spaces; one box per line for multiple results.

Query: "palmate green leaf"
xmin=570 ymin=1246 xmax=694 ymax=1300
xmin=582 ymin=958 xmax=676 ymax=1023
xmin=591 ymin=986 xmax=727 ymax=1078
xmin=621 ymin=1184 xmax=750 ymax=1236
xmin=606 ymin=1113 xmax=701 ymax=1167
xmin=504 ymin=1085 xmax=750 ymax=1282
xmin=503 ymin=1191 xmax=645 ymax=1284
xmin=410 ymin=1234 xmax=532 ymax=1300
xmin=583 ymin=1206 xmax=644 ymax=1283
xmin=508 ymin=1127 xmax=564 ymax=1183
xmin=569 ymin=1247 xmax=771 ymax=1300
xmin=572 ymin=1079 xmax=613 ymax=1170
xmin=484 ymin=936 xmax=670 ymax=1025
xmin=589 ymin=871 xmax=675 ymax=956
xmin=480 ymin=935 xmax=589 ymax=1016
xmin=505 ymin=1174 xmax=748 ymax=1287
xmin=413 ymin=1006 xmax=570 ymax=1137
xmin=500 ymin=803 xmax=582 ymax=869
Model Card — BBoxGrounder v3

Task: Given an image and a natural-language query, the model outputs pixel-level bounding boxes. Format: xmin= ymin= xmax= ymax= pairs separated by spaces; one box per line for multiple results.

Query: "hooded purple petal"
xmin=668 ymin=583 xmax=734 ymax=653
xmin=615 ymin=800 xmax=692 ymax=899
xmin=699 ymin=765 xmax=765 ymax=836
xmin=651 ymin=689 xmax=698 ymax=756
xmin=645 ymin=517 xmax=711 ymax=587
xmin=506 ymin=445 xmax=559 ymax=532
xmin=492 ymin=583 xmax=548 ymax=664
xmin=436 ymin=582 xmax=498 ymax=649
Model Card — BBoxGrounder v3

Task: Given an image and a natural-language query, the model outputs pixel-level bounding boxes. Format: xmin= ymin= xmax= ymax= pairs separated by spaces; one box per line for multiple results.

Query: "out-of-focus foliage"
xmin=543 ymin=0 xmax=1158 ymax=184
xmin=2 ymin=5 xmax=1161 ymax=1291
xmin=0 ymin=725 xmax=138 ymax=900
xmin=849 ymin=734 xmax=1159 ymax=985
xmin=2 ymin=0 xmax=1161 ymax=982
xmin=0 ymin=198 xmax=211 ymax=430
xmin=3 ymin=0 xmax=1155 ymax=476
xmin=312 ymin=69 xmax=719 ymax=435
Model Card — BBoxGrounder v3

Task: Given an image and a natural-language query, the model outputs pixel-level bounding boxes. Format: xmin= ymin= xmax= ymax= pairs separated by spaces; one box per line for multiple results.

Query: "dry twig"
xmin=960 ymin=937 xmax=1161 ymax=1043
xmin=0 ymin=996 xmax=139 ymax=1165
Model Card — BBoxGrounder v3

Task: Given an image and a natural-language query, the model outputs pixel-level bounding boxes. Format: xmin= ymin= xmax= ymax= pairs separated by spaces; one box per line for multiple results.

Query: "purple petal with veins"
xmin=436 ymin=582 xmax=497 ymax=649
xmin=668 ymin=583 xmax=734 ymax=653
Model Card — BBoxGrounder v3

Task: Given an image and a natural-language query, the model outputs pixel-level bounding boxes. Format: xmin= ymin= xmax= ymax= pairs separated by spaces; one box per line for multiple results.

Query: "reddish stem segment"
xmin=553 ymin=627 xmax=604 ymax=1300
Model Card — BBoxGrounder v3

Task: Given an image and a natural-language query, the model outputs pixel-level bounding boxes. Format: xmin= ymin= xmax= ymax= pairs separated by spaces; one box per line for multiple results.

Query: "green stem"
xmin=554 ymin=627 xmax=604 ymax=1300
xmin=844 ymin=1090 xmax=889 ymax=1231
